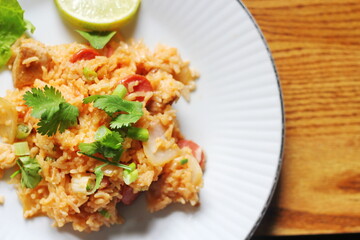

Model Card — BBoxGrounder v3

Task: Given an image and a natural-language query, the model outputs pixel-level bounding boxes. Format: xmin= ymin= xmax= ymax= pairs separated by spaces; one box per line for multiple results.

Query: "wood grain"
xmin=240 ymin=0 xmax=360 ymax=235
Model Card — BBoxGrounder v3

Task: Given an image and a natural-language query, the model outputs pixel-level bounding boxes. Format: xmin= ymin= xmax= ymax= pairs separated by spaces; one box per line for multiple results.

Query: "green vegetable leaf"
xmin=78 ymin=152 xmax=132 ymax=170
xmin=0 ymin=0 xmax=35 ymax=67
xmin=79 ymin=142 xmax=101 ymax=155
xmin=84 ymin=95 xmax=143 ymax=115
xmin=92 ymin=95 xmax=133 ymax=114
xmin=94 ymin=126 xmax=112 ymax=141
xmin=79 ymin=126 xmax=123 ymax=159
xmin=37 ymin=102 xmax=79 ymax=136
xmin=76 ymin=30 xmax=116 ymax=49
xmin=83 ymin=94 xmax=143 ymax=128
xmin=80 ymin=92 xmax=146 ymax=174
xmin=100 ymin=131 xmax=123 ymax=150
xmin=100 ymin=146 xmax=119 ymax=158
xmin=87 ymin=163 xmax=108 ymax=194
xmin=16 ymin=156 xmax=42 ymax=189
xmin=23 ymin=86 xmax=65 ymax=119
xmin=110 ymin=114 xmax=142 ymax=129
xmin=23 ymin=86 xmax=79 ymax=136
xmin=82 ymin=95 xmax=104 ymax=104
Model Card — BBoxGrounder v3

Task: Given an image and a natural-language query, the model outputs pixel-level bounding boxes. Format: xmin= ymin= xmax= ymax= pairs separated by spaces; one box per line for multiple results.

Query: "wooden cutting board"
xmin=240 ymin=0 xmax=360 ymax=235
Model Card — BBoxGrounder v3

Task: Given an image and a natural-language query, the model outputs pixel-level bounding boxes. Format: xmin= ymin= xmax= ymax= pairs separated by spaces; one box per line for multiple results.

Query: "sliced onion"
xmin=187 ymin=155 xmax=203 ymax=186
xmin=143 ymin=121 xmax=179 ymax=166
xmin=71 ymin=175 xmax=93 ymax=194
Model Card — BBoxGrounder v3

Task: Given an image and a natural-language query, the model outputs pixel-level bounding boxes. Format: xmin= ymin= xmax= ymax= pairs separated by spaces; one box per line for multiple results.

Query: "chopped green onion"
xmin=112 ymin=84 xmax=128 ymax=98
xmin=180 ymin=159 xmax=188 ymax=165
xmin=127 ymin=127 xmax=149 ymax=142
xmin=83 ymin=67 xmax=98 ymax=82
xmin=86 ymin=179 xmax=95 ymax=192
xmin=94 ymin=126 xmax=112 ymax=141
xmin=123 ymin=169 xmax=138 ymax=185
xmin=127 ymin=162 xmax=136 ymax=172
xmin=16 ymin=124 xmax=32 ymax=139
xmin=99 ymin=209 xmax=111 ymax=218
xmin=10 ymin=170 xmax=21 ymax=178
xmin=13 ymin=142 xmax=30 ymax=156
xmin=45 ymin=156 xmax=55 ymax=161
xmin=123 ymin=162 xmax=138 ymax=185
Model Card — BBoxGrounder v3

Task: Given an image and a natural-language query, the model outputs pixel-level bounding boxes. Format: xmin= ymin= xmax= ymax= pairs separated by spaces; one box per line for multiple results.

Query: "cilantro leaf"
xmin=79 ymin=126 xmax=123 ymax=160
xmin=0 ymin=0 xmax=35 ymax=67
xmin=83 ymin=95 xmax=143 ymax=115
xmin=93 ymin=95 xmax=142 ymax=115
xmin=100 ymin=131 xmax=123 ymax=150
xmin=76 ymin=30 xmax=116 ymax=50
xmin=101 ymin=145 xmax=122 ymax=158
xmin=83 ymin=94 xmax=143 ymax=128
xmin=82 ymin=95 xmax=104 ymax=104
xmin=23 ymin=86 xmax=79 ymax=136
xmin=23 ymin=86 xmax=65 ymax=119
xmin=110 ymin=113 xmax=142 ymax=129
xmin=78 ymin=151 xmax=131 ymax=170
xmin=79 ymin=142 xmax=100 ymax=155
xmin=16 ymin=156 xmax=42 ymax=189
xmin=80 ymin=92 xmax=146 ymax=172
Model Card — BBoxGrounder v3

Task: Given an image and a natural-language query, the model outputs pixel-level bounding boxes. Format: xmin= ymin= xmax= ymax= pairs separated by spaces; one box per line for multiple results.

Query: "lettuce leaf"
xmin=0 ymin=0 xmax=35 ymax=67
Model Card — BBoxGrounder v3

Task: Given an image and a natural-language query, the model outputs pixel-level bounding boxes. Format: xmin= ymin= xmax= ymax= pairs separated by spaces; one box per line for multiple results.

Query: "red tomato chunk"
xmin=121 ymin=74 xmax=153 ymax=101
xmin=70 ymin=48 xmax=99 ymax=63
xmin=178 ymin=139 xmax=206 ymax=170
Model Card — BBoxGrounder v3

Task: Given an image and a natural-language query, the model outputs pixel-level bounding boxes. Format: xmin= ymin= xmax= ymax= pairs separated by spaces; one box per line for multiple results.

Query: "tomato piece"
xmin=103 ymin=45 xmax=114 ymax=58
xmin=121 ymin=185 xmax=139 ymax=205
xmin=121 ymin=74 xmax=153 ymax=101
xmin=121 ymin=74 xmax=153 ymax=92
xmin=70 ymin=48 xmax=99 ymax=63
xmin=178 ymin=139 xmax=205 ymax=169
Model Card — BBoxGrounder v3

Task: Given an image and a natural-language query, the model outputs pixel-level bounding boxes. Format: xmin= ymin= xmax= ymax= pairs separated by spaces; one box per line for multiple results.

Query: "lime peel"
xmin=54 ymin=0 xmax=141 ymax=31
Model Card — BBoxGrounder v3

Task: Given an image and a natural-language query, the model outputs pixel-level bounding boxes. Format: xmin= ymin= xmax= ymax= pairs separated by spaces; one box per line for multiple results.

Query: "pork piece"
xmin=11 ymin=39 xmax=53 ymax=88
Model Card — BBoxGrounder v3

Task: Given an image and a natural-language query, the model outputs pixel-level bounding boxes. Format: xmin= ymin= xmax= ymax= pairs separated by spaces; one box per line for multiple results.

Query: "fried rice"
xmin=0 ymin=36 xmax=204 ymax=232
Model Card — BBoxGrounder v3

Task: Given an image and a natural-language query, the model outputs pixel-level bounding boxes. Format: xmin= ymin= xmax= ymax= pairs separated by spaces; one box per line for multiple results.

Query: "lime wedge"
xmin=0 ymin=98 xmax=18 ymax=144
xmin=54 ymin=0 xmax=141 ymax=31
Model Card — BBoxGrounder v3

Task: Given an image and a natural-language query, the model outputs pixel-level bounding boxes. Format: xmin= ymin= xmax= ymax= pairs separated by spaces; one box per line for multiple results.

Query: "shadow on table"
xmin=252 ymin=233 xmax=360 ymax=240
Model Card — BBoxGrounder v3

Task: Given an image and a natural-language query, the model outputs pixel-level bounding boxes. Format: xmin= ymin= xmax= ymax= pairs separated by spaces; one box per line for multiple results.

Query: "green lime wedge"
xmin=54 ymin=0 xmax=141 ymax=31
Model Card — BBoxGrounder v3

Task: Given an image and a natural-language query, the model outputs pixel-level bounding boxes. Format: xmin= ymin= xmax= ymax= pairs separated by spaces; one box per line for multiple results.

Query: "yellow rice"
xmin=0 ymin=37 xmax=203 ymax=232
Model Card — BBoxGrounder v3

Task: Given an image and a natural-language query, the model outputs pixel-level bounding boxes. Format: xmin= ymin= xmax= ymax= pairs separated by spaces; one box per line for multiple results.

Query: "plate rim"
xmin=234 ymin=0 xmax=285 ymax=239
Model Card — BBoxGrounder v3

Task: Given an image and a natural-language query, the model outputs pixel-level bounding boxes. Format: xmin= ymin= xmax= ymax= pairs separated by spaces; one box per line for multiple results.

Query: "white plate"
xmin=0 ymin=0 xmax=284 ymax=239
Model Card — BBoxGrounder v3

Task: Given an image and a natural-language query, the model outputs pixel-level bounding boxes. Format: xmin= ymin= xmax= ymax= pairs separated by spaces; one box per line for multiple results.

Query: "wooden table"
xmin=240 ymin=0 xmax=360 ymax=236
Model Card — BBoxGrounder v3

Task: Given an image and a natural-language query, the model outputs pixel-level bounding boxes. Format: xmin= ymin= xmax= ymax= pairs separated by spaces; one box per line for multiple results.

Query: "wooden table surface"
xmin=240 ymin=0 xmax=360 ymax=236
